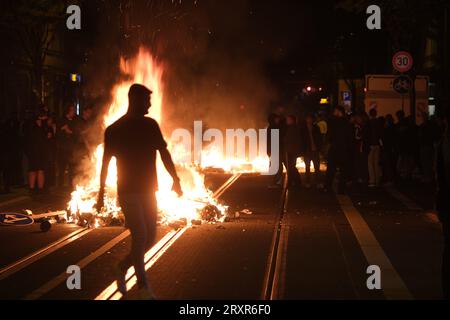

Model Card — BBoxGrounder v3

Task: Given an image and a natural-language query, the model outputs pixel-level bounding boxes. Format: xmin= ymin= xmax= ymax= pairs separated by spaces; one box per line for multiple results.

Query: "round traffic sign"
xmin=392 ymin=51 xmax=413 ymax=73
xmin=393 ymin=75 xmax=412 ymax=94
xmin=0 ymin=212 xmax=34 ymax=226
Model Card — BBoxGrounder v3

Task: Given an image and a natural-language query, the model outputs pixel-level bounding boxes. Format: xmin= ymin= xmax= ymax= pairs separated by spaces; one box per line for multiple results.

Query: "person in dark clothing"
xmin=303 ymin=114 xmax=323 ymax=188
xmin=409 ymin=116 xmax=421 ymax=178
xmin=267 ymin=113 xmax=284 ymax=187
xmin=283 ymin=115 xmax=302 ymax=189
xmin=57 ymin=104 xmax=78 ymax=187
xmin=325 ymin=106 xmax=353 ymax=193
xmin=395 ymin=111 xmax=418 ymax=179
xmin=24 ymin=113 xmax=49 ymax=194
xmin=0 ymin=113 xmax=23 ymax=192
xmin=418 ymin=112 xmax=435 ymax=183
xmin=46 ymin=115 xmax=57 ymax=188
xmin=0 ymin=121 xmax=8 ymax=194
xmin=367 ymin=109 xmax=383 ymax=187
xmin=352 ymin=113 xmax=369 ymax=186
xmin=436 ymin=107 xmax=450 ymax=300
xmin=97 ymin=84 xmax=183 ymax=300
xmin=381 ymin=114 xmax=397 ymax=184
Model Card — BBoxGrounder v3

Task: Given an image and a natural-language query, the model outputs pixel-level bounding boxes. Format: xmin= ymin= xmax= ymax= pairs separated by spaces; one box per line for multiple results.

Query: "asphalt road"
xmin=0 ymin=174 xmax=445 ymax=300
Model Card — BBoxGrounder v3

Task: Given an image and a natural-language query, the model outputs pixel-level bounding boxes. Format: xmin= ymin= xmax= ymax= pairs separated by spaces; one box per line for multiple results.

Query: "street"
xmin=0 ymin=173 xmax=443 ymax=300
xmin=0 ymin=0 xmax=449 ymax=313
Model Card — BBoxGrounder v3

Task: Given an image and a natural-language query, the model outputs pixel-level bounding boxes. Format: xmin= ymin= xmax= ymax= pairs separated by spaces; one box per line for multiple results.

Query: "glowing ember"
xmin=68 ymin=48 xmax=226 ymax=226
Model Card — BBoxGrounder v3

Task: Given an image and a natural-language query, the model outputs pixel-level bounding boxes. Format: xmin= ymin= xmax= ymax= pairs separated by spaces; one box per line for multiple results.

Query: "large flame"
xmin=68 ymin=48 xmax=226 ymax=226
xmin=68 ymin=48 xmax=322 ymax=227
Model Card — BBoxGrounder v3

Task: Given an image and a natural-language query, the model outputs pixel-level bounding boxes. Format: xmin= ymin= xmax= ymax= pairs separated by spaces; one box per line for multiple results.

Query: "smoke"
xmin=79 ymin=0 xmax=281 ymax=146
xmin=161 ymin=0 xmax=278 ymax=132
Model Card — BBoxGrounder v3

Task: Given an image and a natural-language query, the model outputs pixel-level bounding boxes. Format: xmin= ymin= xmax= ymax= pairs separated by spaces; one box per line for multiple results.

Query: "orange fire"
xmin=68 ymin=48 xmax=226 ymax=226
xmin=67 ymin=47 xmax=322 ymax=227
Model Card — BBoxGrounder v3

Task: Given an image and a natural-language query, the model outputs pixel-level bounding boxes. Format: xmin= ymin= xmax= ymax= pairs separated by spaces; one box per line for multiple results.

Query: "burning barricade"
xmin=65 ymin=48 xmax=230 ymax=228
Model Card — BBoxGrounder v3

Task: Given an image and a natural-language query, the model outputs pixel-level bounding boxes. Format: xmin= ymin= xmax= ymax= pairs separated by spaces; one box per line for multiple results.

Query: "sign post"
xmin=392 ymin=51 xmax=416 ymax=120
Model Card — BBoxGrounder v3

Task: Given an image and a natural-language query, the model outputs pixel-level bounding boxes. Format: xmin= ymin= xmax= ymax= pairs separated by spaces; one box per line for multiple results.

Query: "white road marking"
xmin=262 ymin=175 xmax=289 ymax=300
xmin=107 ymin=227 xmax=187 ymax=300
xmin=24 ymin=230 xmax=130 ymax=300
xmin=0 ymin=228 xmax=91 ymax=280
xmin=270 ymin=213 xmax=289 ymax=300
xmin=96 ymin=174 xmax=242 ymax=300
xmin=337 ymin=195 xmax=413 ymax=300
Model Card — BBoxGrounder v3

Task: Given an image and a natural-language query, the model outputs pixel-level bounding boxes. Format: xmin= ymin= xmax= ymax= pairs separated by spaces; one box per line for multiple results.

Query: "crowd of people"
xmin=0 ymin=104 xmax=94 ymax=195
xmin=267 ymin=105 xmax=446 ymax=193
xmin=268 ymin=105 xmax=450 ymax=299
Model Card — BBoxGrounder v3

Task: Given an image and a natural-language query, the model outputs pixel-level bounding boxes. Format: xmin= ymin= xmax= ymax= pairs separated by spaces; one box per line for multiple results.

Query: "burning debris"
xmin=65 ymin=47 xmax=229 ymax=229
xmin=200 ymin=205 xmax=223 ymax=222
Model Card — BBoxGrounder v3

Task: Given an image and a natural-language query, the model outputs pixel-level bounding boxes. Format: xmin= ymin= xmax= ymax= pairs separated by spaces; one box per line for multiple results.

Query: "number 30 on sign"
xmin=392 ymin=51 xmax=413 ymax=73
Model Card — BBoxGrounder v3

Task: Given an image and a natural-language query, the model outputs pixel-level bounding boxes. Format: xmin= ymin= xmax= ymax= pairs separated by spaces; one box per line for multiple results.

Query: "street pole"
xmin=410 ymin=72 xmax=416 ymax=122
xmin=445 ymin=5 xmax=448 ymax=75
xmin=444 ymin=5 xmax=449 ymax=111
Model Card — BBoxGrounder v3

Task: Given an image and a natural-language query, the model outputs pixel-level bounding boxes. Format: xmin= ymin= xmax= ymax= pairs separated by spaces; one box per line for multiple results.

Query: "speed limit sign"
xmin=392 ymin=51 xmax=413 ymax=73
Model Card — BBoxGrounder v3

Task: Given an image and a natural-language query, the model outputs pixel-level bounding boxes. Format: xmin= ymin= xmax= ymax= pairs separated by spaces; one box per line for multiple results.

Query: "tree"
xmin=1 ymin=0 xmax=68 ymax=105
xmin=337 ymin=0 xmax=447 ymax=115
xmin=116 ymin=0 xmax=196 ymax=56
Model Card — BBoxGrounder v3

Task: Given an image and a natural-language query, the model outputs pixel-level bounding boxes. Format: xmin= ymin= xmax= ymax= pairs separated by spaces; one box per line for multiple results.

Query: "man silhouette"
xmin=97 ymin=84 xmax=183 ymax=299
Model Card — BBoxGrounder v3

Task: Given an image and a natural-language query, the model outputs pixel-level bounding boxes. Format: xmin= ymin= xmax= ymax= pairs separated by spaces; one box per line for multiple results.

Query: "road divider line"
xmin=337 ymin=195 xmax=413 ymax=300
xmin=213 ymin=173 xmax=242 ymax=199
xmin=24 ymin=230 xmax=131 ymax=300
xmin=331 ymin=222 xmax=361 ymax=299
xmin=262 ymin=175 xmax=288 ymax=300
xmin=0 ymin=227 xmax=91 ymax=280
xmin=270 ymin=213 xmax=289 ymax=300
xmin=107 ymin=227 xmax=188 ymax=300
xmin=96 ymin=228 xmax=184 ymax=300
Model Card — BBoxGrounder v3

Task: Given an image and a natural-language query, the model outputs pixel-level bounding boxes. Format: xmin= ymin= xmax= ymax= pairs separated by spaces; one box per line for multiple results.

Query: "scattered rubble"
xmin=200 ymin=205 xmax=223 ymax=222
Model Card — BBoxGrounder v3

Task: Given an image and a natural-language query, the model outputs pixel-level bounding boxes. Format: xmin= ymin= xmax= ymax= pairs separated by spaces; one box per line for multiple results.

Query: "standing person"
xmin=23 ymin=112 xmax=49 ymax=195
xmin=0 ymin=119 xmax=8 ymax=194
xmin=395 ymin=111 xmax=415 ymax=179
xmin=381 ymin=114 xmax=397 ymax=185
xmin=267 ymin=113 xmax=284 ymax=188
xmin=46 ymin=115 xmax=57 ymax=188
xmin=316 ymin=111 xmax=329 ymax=161
xmin=96 ymin=84 xmax=183 ymax=299
xmin=418 ymin=112 xmax=435 ymax=183
xmin=303 ymin=114 xmax=323 ymax=188
xmin=57 ymin=104 xmax=78 ymax=188
xmin=436 ymin=107 xmax=450 ymax=299
xmin=325 ymin=106 xmax=353 ymax=194
xmin=352 ymin=113 xmax=369 ymax=186
xmin=1 ymin=114 xmax=20 ymax=193
xmin=283 ymin=115 xmax=302 ymax=189
xmin=3 ymin=113 xmax=23 ymax=190
xmin=367 ymin=109 xmax=383 ymax=187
